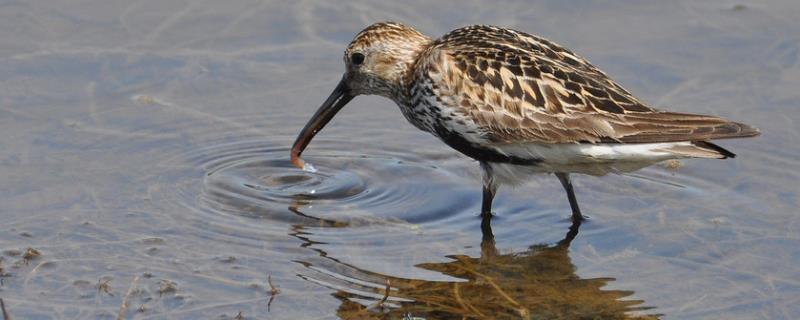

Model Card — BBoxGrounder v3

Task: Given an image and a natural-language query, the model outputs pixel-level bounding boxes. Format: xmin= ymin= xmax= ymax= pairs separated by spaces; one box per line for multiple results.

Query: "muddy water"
xmin=1 ymin=1 xmax=798 ymax=319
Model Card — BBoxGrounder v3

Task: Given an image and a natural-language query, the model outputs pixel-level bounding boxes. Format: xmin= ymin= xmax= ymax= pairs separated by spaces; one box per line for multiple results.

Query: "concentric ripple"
xmin=164 ymin=139 xmax=479 ymax=235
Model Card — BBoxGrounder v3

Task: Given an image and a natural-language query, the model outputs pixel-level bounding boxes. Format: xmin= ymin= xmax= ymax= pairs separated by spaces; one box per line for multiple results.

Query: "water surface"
xmin=0 ymin=1 xmax=798 ymax=319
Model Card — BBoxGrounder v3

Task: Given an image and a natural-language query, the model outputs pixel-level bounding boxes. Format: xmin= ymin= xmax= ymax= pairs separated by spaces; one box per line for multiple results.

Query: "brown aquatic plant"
xmin=97 ymin=278 xmax=114 ymax=297
xmin=368 ymin=279 xmax=392 ymax=311
xmin=21 ymin=248 xmax=40 ymax=265
xmin=158 ymin=279 xmax=178 ymax=297
xmin=117 ymin=274 xmax=142 ymax=320
xmin=267 ymin=275 xmax=280 ymax=312
xmin=0 ymin=258 xmax=8 ymax=286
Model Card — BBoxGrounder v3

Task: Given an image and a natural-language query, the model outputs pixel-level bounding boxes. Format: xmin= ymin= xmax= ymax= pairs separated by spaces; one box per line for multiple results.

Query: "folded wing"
xmin=428 ymin=25 xmax=760 ymax=146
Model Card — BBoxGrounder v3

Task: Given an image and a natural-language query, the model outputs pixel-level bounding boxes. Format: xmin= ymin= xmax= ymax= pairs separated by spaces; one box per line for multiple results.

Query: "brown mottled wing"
xmin=430 ymin=25 xmax=760 ymax=144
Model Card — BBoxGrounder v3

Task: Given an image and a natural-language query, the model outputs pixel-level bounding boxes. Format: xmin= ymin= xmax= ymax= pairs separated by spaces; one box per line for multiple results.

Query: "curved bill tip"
xmin=290 ymin=77 xmax=353 ymax=170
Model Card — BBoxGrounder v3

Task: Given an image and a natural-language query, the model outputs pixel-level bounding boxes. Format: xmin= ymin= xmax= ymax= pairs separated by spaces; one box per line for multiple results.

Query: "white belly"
xmin=488 ymin=142 xmax=694 ymax=183
xmin=499 ymin=142 xmax=692 ymax=164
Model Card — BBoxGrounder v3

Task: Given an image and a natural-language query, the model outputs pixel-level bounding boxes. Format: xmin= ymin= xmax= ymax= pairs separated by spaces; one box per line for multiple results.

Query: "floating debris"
xmin=97 ymin=278 xmax=114 ymax=297
xmin=21 ymin=248 xmax=41 ymax=265
xmin=158 ymin=279 xmax=178 ymax=296
xmin=0 ymin=258 xmax=7 ymax=285
xmin=732 ymin=4 xmax=747 ymax=11
xmin=267 ymin=275 xmax=280 ymax=312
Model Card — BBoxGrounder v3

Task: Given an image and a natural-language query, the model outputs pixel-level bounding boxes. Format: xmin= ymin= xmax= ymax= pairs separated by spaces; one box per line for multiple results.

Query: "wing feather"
xmin=426 ymin=25 xmax=760 ymax=144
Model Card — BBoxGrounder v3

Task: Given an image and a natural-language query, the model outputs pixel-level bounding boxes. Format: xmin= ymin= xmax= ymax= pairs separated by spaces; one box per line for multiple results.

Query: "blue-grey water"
xmin=0 ymin=1 xmax=798 ymax=319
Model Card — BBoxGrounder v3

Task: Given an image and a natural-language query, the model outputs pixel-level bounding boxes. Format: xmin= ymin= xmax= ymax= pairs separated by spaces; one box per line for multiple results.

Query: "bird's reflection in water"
xmin=289 ymin=200 xmax=660 ymax=320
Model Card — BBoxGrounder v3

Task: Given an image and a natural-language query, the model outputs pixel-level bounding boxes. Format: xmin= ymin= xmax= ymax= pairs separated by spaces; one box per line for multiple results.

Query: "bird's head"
xmin=342 ymin=22 xmax=431 ymax=97
xmin=291 ymin=22 xmax=431 ymax=170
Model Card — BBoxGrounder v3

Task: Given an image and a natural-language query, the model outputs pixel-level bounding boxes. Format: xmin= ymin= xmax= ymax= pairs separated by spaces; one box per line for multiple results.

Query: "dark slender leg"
xmin=479 ymin=162 xmax=498 ymax=258
xmin=481 ymin=183 xmax=496 ymax=217
xmin=480 ymin=162 xmax=497 ymax=218
xmin=555 ymin=172 xmax=585 ymax=223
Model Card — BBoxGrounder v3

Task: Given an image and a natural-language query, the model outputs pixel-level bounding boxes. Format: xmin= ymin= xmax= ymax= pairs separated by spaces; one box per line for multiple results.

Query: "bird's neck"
xmin=378 ymin=38 xmax=434 ymax=102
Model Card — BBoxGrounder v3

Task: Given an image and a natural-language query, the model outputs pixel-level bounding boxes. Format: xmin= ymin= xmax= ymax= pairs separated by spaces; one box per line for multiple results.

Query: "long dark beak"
xmin=291 ymin=77 xmax=354 ymax=170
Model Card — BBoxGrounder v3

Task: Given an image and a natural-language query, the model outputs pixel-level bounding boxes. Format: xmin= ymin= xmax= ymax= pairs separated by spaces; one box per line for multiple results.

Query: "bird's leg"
xmin=555 ymin=172 xmax=585 ymax=223
xmin=480 ymin=162 xmax=498 ymax=218
xmin=482 ymin=184 xmax=496 ymax=217
xmin=479 ymin=162 xmax=498 ymax=257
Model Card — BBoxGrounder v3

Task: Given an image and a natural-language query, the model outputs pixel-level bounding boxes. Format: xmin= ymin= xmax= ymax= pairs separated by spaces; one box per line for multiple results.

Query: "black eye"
xmin=351 ymin=52 xmax=365 ymax=65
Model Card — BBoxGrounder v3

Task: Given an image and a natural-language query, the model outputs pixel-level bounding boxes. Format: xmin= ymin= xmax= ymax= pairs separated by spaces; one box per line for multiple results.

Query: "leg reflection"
xmin=480 ymin=211 xmax=498 ymax=257
xmin=290 ymin=197 xmax=656 ymax=319
xmin=480 ymin=212 xmax=582 ymax=258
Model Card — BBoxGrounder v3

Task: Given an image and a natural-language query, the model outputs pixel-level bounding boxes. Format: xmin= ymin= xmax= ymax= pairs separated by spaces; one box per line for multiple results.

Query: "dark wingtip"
xmin=692 ymin=141 xmax=737 ymax=159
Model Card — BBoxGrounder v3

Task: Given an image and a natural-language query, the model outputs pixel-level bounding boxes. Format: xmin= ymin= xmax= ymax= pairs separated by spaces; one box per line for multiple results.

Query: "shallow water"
xmin=1 ymin=1 xmax=799 ymax=319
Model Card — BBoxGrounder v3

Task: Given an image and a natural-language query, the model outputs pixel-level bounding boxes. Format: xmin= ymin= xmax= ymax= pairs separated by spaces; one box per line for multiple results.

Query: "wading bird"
xmin=291 ymin=22 xmax=759 ymax=224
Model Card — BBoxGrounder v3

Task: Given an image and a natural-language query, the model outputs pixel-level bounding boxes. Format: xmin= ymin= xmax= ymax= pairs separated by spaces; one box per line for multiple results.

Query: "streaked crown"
xmin=342 ymin=22 xmax=431 ymax=98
